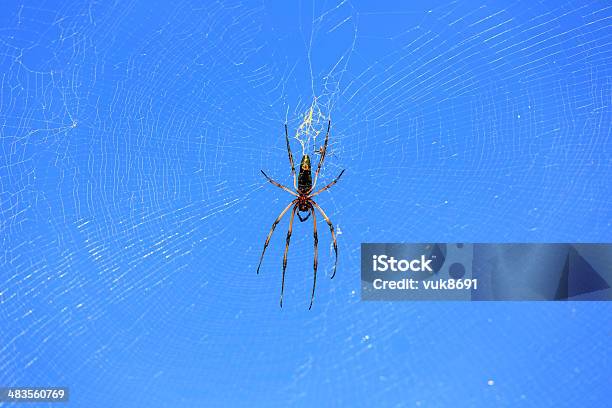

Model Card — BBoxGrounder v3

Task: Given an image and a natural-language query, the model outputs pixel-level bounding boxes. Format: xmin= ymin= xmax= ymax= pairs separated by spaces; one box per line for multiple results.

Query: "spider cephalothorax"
xmin=258 ymin=120 xmax=345 ymax=309
xmin=297 ymin=194 xmax=311 ymax=217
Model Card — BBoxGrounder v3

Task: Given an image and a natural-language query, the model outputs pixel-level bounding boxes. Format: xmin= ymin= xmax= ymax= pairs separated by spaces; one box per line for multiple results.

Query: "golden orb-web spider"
xmin=257 ymin=120 xmax=345 ymax=309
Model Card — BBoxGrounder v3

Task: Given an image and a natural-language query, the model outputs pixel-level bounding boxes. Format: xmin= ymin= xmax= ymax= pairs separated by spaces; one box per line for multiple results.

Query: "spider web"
xmin=1 ymin=0 xmax=611 ymax=407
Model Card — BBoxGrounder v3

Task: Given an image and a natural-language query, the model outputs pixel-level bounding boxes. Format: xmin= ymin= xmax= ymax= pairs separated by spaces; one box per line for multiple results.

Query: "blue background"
xmin=1 ymin=0 xmax=611 ymax=406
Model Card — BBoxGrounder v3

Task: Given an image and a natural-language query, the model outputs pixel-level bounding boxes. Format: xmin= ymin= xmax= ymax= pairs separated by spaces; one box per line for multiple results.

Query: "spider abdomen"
xmin=298 ymin=155 xmax=312 ymax=193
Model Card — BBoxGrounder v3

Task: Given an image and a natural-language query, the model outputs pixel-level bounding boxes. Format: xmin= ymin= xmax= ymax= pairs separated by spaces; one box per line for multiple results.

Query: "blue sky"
xmin=1 ymin=0 xmax=611 ymax=406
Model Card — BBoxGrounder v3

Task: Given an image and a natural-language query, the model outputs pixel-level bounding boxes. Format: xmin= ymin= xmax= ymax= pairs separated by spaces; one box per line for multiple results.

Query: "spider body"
xmin=297 ymin=155 xmax=313 ymax=220
xmin=297 ymin=155 xmax=312 ymax=194
xmin=258 ymin=120 xmax=345 ymax=309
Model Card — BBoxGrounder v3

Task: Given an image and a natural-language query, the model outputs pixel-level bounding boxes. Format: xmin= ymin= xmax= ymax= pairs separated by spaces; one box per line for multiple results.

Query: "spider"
xmin=257 ymin=120 xmax=345 ymax=309
xmin=314 ymin=142 xmax=339 ymax=160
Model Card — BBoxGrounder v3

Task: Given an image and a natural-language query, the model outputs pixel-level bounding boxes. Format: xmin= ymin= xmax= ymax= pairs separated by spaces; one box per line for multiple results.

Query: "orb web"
xmin=0 ymin=0 xmax=611 ymax=406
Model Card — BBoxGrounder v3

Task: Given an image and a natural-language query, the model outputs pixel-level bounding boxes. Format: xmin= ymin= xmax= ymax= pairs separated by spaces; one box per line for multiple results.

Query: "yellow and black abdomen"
xmin=298 ymin=155 xmax=312 ymax=193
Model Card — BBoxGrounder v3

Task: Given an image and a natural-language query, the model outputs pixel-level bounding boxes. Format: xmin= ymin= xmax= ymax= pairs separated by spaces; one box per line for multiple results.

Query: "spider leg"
xmin=310 ymin=169 xmax=345 ymax=198
xmin=285 ymin=124 xmax=297 ymax=190
xmin=261 ymin=170 xmax=298 ymax=196
xmin=311 ymin=201 xmax=338 ymax=279
xmin=280 ymin=204 xmax=298 ymax=308
xmin=310 ymin=120 xmax=331 ymax=193
xmin=309 ymin=205 xmax=318 ymax=310
xmin=257 ymin=200 xmax=297 ymax=274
